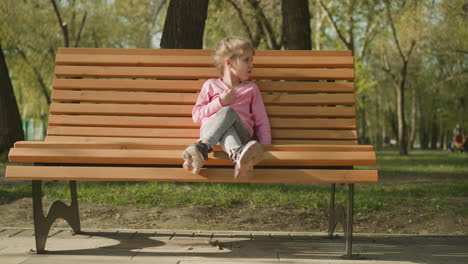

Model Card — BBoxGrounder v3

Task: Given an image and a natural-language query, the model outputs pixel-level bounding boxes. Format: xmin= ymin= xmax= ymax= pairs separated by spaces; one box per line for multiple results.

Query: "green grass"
xmin=1 ymin=150 xmax=467 ymax=213
xmin=375 ymin=150 xmax=468 ymax=178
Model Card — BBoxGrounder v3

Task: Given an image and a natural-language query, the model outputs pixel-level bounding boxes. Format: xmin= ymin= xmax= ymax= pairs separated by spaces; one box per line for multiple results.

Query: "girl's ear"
xmin=224 ymin=58 xmax=232 ymax=68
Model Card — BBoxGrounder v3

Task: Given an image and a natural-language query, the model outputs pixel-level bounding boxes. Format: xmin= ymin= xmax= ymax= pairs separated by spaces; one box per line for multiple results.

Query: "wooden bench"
xmin=6 ymin=48 xmax=378 ymax=257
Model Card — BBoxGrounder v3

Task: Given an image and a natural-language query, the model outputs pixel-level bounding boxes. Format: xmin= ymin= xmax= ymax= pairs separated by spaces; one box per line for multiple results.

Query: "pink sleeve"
xmin=251 ymin=84 xmax=271 ymax=144
xmin=192 ymin=81 xmax=223 ymax=124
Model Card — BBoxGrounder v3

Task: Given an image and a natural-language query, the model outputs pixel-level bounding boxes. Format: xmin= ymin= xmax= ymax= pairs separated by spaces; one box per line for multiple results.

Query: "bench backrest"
xmin=48 ymin=48 xmax=357 ymax=145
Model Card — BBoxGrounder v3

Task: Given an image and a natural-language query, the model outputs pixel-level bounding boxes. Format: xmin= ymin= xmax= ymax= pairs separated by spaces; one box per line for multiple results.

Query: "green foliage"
xmin=0 ymin=0 xmax=168 ymax=121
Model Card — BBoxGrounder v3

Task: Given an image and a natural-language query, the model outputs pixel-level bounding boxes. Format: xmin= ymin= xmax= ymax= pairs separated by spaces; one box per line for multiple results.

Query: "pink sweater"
xmin=192 ymin=78 xmax=272 ymax=144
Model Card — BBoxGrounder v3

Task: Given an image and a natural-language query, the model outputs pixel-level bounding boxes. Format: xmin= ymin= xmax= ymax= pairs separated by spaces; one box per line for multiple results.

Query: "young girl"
xmin=182 ymin=37 xmax=271 ymax=179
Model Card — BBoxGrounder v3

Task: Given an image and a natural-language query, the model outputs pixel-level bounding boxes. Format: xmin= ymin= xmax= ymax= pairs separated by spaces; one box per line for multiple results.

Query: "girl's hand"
xmin=220 ymin=88 xmax=236 ymax=106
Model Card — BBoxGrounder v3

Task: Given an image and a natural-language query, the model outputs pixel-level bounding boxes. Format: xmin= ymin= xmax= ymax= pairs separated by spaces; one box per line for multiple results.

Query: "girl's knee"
xmin=218 ymin=106 xmax=236 ymax=117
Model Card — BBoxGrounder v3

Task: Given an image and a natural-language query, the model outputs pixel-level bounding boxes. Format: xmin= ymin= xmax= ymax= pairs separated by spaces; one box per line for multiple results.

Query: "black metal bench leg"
xmin=328 ymin=184 xmax=346 ymax=238
xmin=32 ymin=180 xmax=81 ymax=253
xmin=344 ymin=183 xmax=355 ymax=258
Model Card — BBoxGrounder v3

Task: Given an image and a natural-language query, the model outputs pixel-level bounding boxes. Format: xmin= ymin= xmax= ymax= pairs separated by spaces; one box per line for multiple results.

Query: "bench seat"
xmin=8 ymin=142 xmax=376 ymax=167
xmin=6 ymin=166 xmax=377 ymax=184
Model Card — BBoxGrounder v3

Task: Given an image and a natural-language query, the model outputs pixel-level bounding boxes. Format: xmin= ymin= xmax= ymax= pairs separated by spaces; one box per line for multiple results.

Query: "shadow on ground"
xmin=41 ymin=231 xmax=468 ymax=263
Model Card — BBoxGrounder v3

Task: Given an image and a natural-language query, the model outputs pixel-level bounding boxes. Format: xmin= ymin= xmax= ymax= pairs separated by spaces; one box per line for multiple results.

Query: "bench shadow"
xmin=44 ymin=231 xmax=468 ymax=263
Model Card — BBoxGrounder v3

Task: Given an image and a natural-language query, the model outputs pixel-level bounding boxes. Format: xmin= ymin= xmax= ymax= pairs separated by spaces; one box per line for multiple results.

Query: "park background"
xmin=0 ymin=0 xmax=467 ymax=234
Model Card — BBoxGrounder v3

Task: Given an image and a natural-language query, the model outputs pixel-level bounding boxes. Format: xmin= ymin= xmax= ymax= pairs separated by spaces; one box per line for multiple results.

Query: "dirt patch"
xmin=1 ymin=197 xmax=466 ymax=235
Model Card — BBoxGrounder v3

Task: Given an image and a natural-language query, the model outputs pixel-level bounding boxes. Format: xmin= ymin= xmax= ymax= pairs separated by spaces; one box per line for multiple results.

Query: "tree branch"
xmin=319 ymin=0 xmax=351 ymax=49
xmin=314 ymin=0 xmax=333 ymax=50
xmin=359 ymin=21 xmax=377 ymax=59
xmin=74 ymin=11 xmax=87 ymax=47
xmin=150 ymin=0 xmax=168 ymax=29
xmin=385 ymin=0 xmax=405 ymax=61
xmin=247 ymin=0 xmax=280 ymax=49
xmin=381 ymin=48 xmax=398 ymax=81
xmin=226 ymin=0 xmax=254 ymax=42
xmin=15 ymin=48 xmax=51 ymax=105
xmin=50 ymin=0 xmax=69 ymax=47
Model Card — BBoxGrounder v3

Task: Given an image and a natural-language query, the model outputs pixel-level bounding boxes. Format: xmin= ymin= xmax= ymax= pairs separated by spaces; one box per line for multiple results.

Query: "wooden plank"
xmin=8 ymin=148 xmax=376 ymax=166
xmin=45 ymin=136 xmax=198 ymax=145
xmin=49 ymin=103 xmax=356 ymax=118
xmin=56 ymin=54 xmax=354 ymax=68
xmin=44 ymin=136 xmax=358 ymax=145
xmin=46 ymin=126 xmax=357 ymax=140
xmin=48 ymin=115 xmax=356 ymax=129
xmin=52 ymin=79 xmax=355 ymax=93
xmin=270 ymin=118 xmax=356 ymax=129
xmin=51 ymin=90 xmax=198 ymax=105
xmin=58 ymin=48 xmax=353 ymax=57
xmin=266 ymin=106 xmax=355 ymax=118
xmin=48 ymin=115 xmax=196 ymax=128
xmin=6 ymin=166 xmax=377 ymax=184
xmin=47 ymin=126 xmax=200 ymax=138
xmin=55 ymin=66 xmax=355 ymax=80
xmin=14 ymin=141 xmax=374 ymax=151
xmin=49 ymin=103 xmax=193 ymax=116
xmin=51 ymin=90 xmax=356 ymax=106
xmin=263 ymin=93 xmax=355 ymax=106
xmin=273 ymin=129 xmax=357 ymax=140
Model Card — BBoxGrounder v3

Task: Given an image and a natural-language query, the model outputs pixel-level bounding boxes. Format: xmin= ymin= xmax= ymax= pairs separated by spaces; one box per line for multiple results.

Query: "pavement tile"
xmin=19 ymin=255 xmax=133 ymax=264
xmin=0 ymin=246 xmax=33 ymax=264
xmin=0 ymin=237 xmax=36 ymax=248
xmin=0 ymin=229 xmax=27 ymax=238
xmin=14 ymin=229 xmax=35 ymax=237
xmin=53 ymin=229 xmax=88 ymax=238
xmin=1 ymin=229 xmax=468 ymax=263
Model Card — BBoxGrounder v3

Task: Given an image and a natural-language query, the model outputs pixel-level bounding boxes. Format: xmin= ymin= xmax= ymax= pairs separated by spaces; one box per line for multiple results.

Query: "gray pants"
xmin=200 ymin=106 xmax=251 ymax=161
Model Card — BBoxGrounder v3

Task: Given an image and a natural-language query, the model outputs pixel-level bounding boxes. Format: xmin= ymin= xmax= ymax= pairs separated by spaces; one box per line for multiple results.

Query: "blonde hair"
xmin=213 ymin=37 xmax=255 ymax=74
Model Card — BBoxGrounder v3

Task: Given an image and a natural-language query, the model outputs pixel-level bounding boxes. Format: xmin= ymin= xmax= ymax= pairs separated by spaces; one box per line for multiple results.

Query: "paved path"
xmin=0 ymin=228 xmax=467 ymax=264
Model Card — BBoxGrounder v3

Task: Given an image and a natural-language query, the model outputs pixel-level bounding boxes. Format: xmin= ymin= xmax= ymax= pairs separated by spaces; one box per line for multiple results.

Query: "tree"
xmin=281 ymin=0 xmax=311 ymax=50
xmin=382 ymin=0 xmax=417 ymax=155
xmin=161 ymin=0 xmax=209 ymax=49
xmin=0 ymin=45 xmax=24 ymax=153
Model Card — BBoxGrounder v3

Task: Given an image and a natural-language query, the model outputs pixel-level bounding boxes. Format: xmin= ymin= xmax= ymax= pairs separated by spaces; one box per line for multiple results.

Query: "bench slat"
xmin=53 ymin=79 xmax=355 ymax=93
xmin=48 ymin=115 xmax=357 ymax=129
xmin=46 ymin=126 xmax=357 ymax=140
xmin=8 ymin=148 xmax=376 ymax=166
xmin=44 ymin=136 xmax=358 ymax=145
xmin=58 ymin=48 xmax=353 ymax=57
xmin=55 ymin=66 xmax=354 ymax=80
xmin=51 ymin=90 xmax=356 ymax=106
xmin=14 ymin=141 xmax=373 ymax=151
xmin=56 ymin=54 xmax=354 ymax=68
xmin=49 ymin=103 xmax=356 ymax=118
xmin=6 ymin=166 xmax=377 ymax=184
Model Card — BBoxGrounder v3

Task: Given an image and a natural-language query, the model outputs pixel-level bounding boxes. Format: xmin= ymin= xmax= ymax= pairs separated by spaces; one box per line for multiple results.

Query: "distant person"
xmin=452 ymin=123 xmax=465 ymax=152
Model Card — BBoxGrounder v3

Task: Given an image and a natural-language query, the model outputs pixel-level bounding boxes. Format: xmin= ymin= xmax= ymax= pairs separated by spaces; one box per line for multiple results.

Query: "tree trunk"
xmin=281 ymin=0 xmax=311 ymax=50
xmin=439 ymin=130 xmax=446 ymax=150
xmin=359 ymin=96 xmax=367 ymax=144
xmin=419 ymin=104 xmax=429 ymax=149
xmin=409 ymin=82 xmax=417 ymax=148
xmin=430 ymin=115 xmax=438 ymax=149
xmin=160 ymin=0 xmax=209 ymax=49
xmin=375 ymin=93 xmax=382 ymax=149
xmin=396 ymin=80 xmax=408 ymax=155
xmin=0 ymin=46 xmax=24 ymax=153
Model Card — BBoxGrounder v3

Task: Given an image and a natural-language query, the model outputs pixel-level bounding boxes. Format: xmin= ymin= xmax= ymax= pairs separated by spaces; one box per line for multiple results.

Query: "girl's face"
xmin=229 ymin=50 xmax=254 ymax=81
